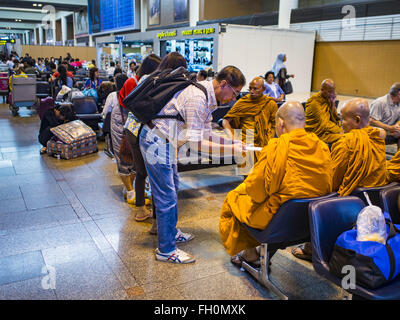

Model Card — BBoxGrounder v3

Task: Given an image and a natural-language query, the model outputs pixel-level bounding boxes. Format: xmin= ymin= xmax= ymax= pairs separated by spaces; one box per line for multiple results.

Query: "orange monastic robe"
xmin=219 ymin=128 xmax=333 ymax=256
xmin=305 ymin=92 xmax=343 ymax=144
xmin=387 ymin=150 xmax=400 ymax=183
xmin=331 ymin=126 xmax=387 ymax=196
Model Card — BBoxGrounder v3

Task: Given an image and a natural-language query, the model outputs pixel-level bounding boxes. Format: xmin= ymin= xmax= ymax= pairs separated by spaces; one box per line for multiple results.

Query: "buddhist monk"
xmin=305 ymin=79 xmax=343 ymax=145
xmin=219 ymin=101 xmax=333 ymax=266
xmin=222 ymin=77 xmax=278 ymax=175
xmin=387 ymin=151 xmax=400 ymax=183
xmin=292 ymin=98 xmax=387 ymax=262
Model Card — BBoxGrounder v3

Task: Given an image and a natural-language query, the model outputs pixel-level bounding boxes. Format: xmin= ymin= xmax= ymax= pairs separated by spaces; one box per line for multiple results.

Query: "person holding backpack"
xmin=136 ymin=62 xmax=247 ymax=264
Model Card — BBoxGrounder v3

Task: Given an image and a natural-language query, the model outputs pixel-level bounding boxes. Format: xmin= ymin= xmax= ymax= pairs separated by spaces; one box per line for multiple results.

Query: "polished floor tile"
xmin=0 ymin=101 xmax=351 ymax=300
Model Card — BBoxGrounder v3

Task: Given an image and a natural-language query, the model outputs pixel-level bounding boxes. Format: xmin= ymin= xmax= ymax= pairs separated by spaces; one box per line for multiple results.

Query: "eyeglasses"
xmin=226 ymin=83 xmax=240 ymax=98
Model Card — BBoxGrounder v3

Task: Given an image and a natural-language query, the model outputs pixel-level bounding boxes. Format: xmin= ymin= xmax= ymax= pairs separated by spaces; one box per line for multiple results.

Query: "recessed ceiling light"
xmin=33 ymin=3 xmax=37 ymax=6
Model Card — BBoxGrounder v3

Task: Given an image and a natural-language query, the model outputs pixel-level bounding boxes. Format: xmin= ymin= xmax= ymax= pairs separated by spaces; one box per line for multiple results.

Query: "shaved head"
xmin=341 ymin=98 xmax=370 ymax=132
xmin=320 ymin=79 xmax=337 ymax=102
xmin=321 ymin=79 xmax=335 ymax=90
xmin=248 ymin=76 xmax=266 ymax=100
xmin=276 ymin=101 xmax=305 ymax=134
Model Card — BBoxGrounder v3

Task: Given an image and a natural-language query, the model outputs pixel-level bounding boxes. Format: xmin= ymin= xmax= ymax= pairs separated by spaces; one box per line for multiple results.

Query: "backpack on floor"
xmin=122 ymin=66 xmax=207 ymax=124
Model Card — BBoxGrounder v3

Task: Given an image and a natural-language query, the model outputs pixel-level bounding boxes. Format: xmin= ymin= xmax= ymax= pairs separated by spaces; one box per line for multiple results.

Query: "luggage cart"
xmin=9 ymin=77 xmax=37 ymax=116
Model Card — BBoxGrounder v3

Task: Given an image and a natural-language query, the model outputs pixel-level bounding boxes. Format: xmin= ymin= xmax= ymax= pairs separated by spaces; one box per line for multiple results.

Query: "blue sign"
xmin=89 ymin=0 xmax=135 ymax=34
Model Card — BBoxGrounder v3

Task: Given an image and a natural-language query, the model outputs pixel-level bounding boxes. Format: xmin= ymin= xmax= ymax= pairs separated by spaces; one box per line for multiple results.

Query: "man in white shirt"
xmin=139 ymin=65 xmax=246 ymax=264
xmin=370 ymin=83 xmax=400 ymax=149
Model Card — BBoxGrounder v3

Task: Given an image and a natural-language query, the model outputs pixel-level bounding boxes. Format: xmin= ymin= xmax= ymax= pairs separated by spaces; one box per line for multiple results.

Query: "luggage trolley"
xmin=9 ymin=77 xmax=37 ymax=116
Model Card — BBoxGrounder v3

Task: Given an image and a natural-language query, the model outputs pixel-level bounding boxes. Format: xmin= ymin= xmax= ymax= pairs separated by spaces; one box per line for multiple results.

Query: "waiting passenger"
xmin=305 ymin=79 xmax=343 ymax=145
xmin=220 ymin=101 xmax=333 ymax=266
xmin=222 ymin=76 xmax=278 ymax=176
xmin=38 ymin=104 xmax=77 ymax=154
xmin=370 ymin=83 xmax=400 ymax=150
xmin=271 ymin=53 xmax=294 ymax=91
xmin=110 ymin=74 xmax=136 ymax=208
xmin=196 ymin=70 xmax=208 ymax=82
xmin=263 ymin=71 xmax=284 ymax=103
xmin=127 ymin=61 xmax=137 ymax=78
xmin=85 ymin=67 xmax=102 ymax=90
xmin=54 ymin=65 xmax=73 ymax=89
xmin=107 ymin=61 xmax=116 ymax=77
xmin=124 ymin=54 xmax=162 ymax=223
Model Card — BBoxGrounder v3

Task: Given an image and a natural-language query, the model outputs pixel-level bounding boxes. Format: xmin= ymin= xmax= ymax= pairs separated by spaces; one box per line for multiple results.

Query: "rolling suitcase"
xmin=0 ymin=72 xmax=9 ymax=101
xmin=47 ymin=120 xmax=98 ymax=160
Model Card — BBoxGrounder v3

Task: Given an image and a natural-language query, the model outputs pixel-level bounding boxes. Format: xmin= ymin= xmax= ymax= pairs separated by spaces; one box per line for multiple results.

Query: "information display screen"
xmin=163 ymin=39 xmax=214 ymax=73
xmin=89 ymin=0 xmax=135 ymax=34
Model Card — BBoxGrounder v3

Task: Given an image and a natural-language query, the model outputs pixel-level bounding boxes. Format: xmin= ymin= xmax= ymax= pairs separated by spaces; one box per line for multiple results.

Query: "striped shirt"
xmin=152 ymin=80 xmax=217 ymax=146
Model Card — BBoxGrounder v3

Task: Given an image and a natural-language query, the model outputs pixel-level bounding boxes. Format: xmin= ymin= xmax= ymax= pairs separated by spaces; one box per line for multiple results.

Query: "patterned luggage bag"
xmin=47 ymin=120 xmax=98 ymax=159
xmin=0 ymin=72 xmax=9 ymax=94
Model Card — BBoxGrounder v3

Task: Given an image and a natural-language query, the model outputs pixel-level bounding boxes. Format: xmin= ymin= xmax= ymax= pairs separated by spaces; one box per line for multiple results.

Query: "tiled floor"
xmin=0 ymin=94 xmax=376 ymax=300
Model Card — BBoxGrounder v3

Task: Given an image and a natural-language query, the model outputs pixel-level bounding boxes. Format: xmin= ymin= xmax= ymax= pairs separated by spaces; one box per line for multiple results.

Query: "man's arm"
xmin=330 ymin=138 xmax=348 ymax=192
xmin=221 ymin=118 xmax=234 ymax=140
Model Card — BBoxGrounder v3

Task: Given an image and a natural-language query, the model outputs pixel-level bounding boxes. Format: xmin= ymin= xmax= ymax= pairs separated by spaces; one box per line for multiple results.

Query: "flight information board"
xmin=89 ymin=0 xmax=135 ymax=34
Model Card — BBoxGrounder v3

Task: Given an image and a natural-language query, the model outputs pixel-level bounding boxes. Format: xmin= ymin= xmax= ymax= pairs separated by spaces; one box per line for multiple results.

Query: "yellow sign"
xmin=181 ymin=28 xmax=215 ymax=36
xmin=157 ymin=30 xmax=177 ymax=39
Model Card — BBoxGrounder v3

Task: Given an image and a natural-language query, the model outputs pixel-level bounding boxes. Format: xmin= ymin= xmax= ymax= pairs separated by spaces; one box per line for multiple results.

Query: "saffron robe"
xmin=331 ymin=126 xmax=387 ymax=196
xmin=305 ymin=92 xmax=343 ymax=144
xmin=219 ymin=128 xmax=333 ymax=256
xmin=387 ymin=150 xmax=400 ymax=183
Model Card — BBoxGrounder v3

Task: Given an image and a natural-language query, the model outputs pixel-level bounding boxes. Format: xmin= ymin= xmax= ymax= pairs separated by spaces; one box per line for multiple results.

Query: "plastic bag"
xmin=356 ymin=205 xmax=387 ymax=244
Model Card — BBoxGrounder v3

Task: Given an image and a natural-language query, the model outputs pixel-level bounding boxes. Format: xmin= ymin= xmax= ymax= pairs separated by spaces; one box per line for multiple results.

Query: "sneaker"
xmin=155 ymin=248 xmax=195 ymax=264
xmin=175 ymin=229 xmax=194 ymax=243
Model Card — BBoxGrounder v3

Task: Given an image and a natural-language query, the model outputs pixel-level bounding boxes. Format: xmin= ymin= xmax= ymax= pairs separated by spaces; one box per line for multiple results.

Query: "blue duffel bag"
xmin=329 ymin=216 xmax=400 ymax=289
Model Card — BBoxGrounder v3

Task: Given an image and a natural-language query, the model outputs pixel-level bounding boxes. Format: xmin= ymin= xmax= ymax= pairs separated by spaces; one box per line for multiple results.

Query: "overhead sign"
xmin=157 ymin=30 xmax=177 ymax=39
xmin=157 ymin=27 xmax=216 ymax=40
xmin=115 ymin=36 xmax=126 ymax=42
xmin=181 ymin=27 xmax=215 ymax=36
xmin=0 ymin=39 xmax=15 ymax=45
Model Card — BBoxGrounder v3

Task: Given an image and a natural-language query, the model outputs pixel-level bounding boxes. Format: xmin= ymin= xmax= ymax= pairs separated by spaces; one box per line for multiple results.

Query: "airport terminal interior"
xmin=0 ymin=0 xmax=400 ymax=301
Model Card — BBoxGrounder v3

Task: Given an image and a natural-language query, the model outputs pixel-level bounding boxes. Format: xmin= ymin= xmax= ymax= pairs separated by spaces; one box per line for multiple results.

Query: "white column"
xmin=33 ymin=28 xmax=37 ymax=45
xmin=38 ymin=25 xmax=43 ymax=45
xmin=26 ymin=31 xmax=30 ymax=45
xmin=61 ymin=16 xmax=67 ymax=46
xmin=278 ymin=0 xmax=298 ymax=29
xmin=89 ymin=35 xmax=94 ymax=47
xmin=190 ymin=0 xmax=200 ymax=27
xmin=141 ymin=0 xmax=147 ymax=33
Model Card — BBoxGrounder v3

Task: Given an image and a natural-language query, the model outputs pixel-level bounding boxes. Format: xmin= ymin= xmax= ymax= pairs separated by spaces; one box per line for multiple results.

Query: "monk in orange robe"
xmin=219 ymin=101 xmax=333 ymax=265
xmin=305 ymin=79 xmax=343 ymax=145
xmin=331 ymin=98 xmax=387 ymax=196
xmin=387 ymin=151 xmax=400 ymax=183
xmin=292 ymin=98 xmax=387 ymax=261
xmin=222 ymin=77 xmax=278 ymax=175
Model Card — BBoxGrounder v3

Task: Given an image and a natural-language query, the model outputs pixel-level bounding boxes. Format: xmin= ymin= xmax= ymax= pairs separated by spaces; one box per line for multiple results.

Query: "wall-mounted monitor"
xmin=88 ymin=0 xmax=135 ymax=34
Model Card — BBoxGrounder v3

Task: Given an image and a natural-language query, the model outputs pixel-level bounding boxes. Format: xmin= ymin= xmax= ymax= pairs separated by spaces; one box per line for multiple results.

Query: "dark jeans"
xmin=126 ymin=129 xmax=148 ymax=208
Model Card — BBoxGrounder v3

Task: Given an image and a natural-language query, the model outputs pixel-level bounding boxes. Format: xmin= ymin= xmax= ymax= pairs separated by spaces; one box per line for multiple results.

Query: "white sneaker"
xmin=175 ymin=229 xmax=195 ymax=243
xmin=155 ymin=248 xmax=195 ymax=264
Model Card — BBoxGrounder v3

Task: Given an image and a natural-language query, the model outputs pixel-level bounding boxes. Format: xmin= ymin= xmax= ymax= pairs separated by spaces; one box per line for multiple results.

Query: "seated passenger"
xmin=222 ymin=77 xmax=278 ymax=176
xmin=85 ymin=67 xmax=102 ymax=90
xmin=219 ymin=101 xmax=333 ymax=266
xmin=9 ymin=65 xmax=27 ymax=93
xmin=54 ymin=65 xmax=73 ymax=89
xmin=292 ymin=98 xmax=387 ymax=262
xmin=305 ymin=79 xmax=343 ymax=145
xmin=369 ymin=82 xmax=400 ymax=150
xmin=263 ymin=71 xmax=284 ymax=103
xmin=332 ymin=98 xmax=387 ymax=196
xmin=38 ymin=104 xmax=77 ymax=154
